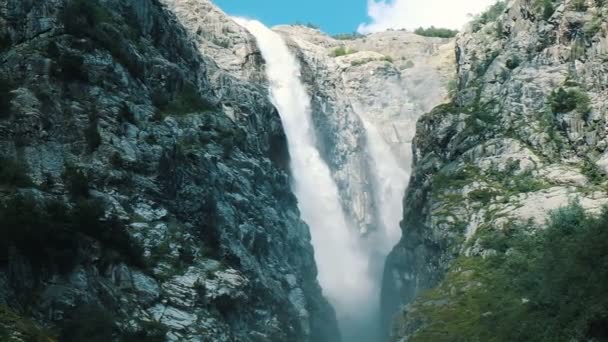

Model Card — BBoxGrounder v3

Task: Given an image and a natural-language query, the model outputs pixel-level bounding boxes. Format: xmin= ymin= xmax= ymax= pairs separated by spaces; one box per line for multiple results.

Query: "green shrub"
xmin=46 ymin=41 xmax=60 ymax=58
xmin=51 ymin=53 xmax=89 ymax=82
xmin=120 ymin=321 xmax=168 ymax=342
xmin=86 ymin=112 xmax=102 ymax=152
xmin=118 ymin=102 xmax=136 ymax=125
xmin=0 ymin=194 xmax=144 ymax=272
xmin=471 ymin=1 xmax=507 ymax=31
xmin=581 ymin=159 xmax=604 ymax=184
xmin=158 ymin=83 xmax=215 ymax=115
xmin=535 ymin=0 xmax=557 ymax=20
xmin=549 ymin=87 xmax=591 ymax=117
xmin=403 ymin=60 xmax=415 ymax=69
xmin=571 ymin=38 xmax=587 ymax=61
xmin=0 ymin=156 xmax=32 ymax=187
xmin=468 ymin=188 xmax=498 ymax=204
xmin=294 ymin=21 xmax=319 ymax=30
xmin=414 ymin=26 xmax=458 ymax=38
xmin=110 ymin=152 xmax=124 ymax=168
xmin=505 ymin=55 xmax=521 ymax=70
xmin=332 ymin=32 xmax=364 ymax=40
xmin=351 ymin=58 xmax=372 ymax=67
xmin=0 ymin=78 xmax=13 ymax=119
xmin=447 ymin=78 xmax=458 ymax=98
xmin=583 ymin=16 xmax=602 ymax=38
xmin=571 ymin=0 xmax=588 ymax=11
xmin=0 ymin=305 xmax=53 ymax=342
xmin=62 ymin=0 xmax=144 ymax=79
xmin=59 ymin=304 xmax=115 ymax=342
xmin=0 ymin=195 xmax=78 ymax=272
xmin=331 ymin=46 xmax=357 ymax=57
xmin=511 ymin=171 xmax=546 ymax=193
xmin=63 ymin=165 xmax=90 ymax=199
xmin=432 ymin=165 xmax=481 ymax=192
xmin=409 ymin=202 xmax=608 ymax=341
xmin=60 ymin=305 xmax=168 ymax=342
xmin=62 ymin=0 xmax=111 ymax=36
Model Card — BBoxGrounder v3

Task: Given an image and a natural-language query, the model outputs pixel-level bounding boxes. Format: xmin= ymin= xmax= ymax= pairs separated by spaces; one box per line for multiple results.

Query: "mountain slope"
xmin=383 ymin=0 xmax=608 ymax=340
xmin=0 ymin=0 xmax=339 ymax=341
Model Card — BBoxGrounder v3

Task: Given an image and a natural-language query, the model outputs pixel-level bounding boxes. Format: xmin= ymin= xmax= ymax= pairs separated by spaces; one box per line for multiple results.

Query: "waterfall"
xmin=362 ymin=118 xmax=408 ymax=256
xmin=234 ymin=18 xmax=376 ymax=339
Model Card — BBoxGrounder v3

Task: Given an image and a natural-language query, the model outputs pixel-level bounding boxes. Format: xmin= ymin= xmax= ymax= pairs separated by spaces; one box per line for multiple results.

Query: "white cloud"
xmin=358 ymin=0 xmax=499 ymax=34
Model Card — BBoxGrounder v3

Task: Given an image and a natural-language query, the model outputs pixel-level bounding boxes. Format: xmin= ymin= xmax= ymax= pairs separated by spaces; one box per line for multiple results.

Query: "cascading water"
xmin=361 ymin=118 xmax=408 ymax=255
xmin=356 ymin=118 xmax=410 ymax=342
xmin=234 ymin=18 xmax=376 ymax=339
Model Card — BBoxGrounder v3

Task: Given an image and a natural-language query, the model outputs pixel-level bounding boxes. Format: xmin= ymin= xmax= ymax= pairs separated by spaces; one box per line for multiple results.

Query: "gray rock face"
xmin=0 ymin=0 xmax=339 ymax=341
xmin=383 ymin=0 xmax=608 ymax=339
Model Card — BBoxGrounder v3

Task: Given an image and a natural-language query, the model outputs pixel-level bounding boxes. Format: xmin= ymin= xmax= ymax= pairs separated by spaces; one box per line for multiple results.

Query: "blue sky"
xmin=214 ymin=0 xmax=367 ymax=34
xmin=214 ymin=0 xmax=498 ymax=35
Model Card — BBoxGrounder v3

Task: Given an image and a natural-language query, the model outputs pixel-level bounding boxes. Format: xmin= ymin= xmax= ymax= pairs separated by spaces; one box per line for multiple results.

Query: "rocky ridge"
xmin=383 ymin=0 xmax=608 ymax=340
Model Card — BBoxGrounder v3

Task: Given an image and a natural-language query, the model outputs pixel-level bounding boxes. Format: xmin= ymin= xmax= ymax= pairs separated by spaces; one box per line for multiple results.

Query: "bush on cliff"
xmin=0 ymin=194 xmax=144 ymax=273
xmin=331 ymin=46 xmax=357 ymax=57
xmin=471 ymin=1 xmax=507 ymax=31
xmin=549 ymin=87 xmax=591 ymax=118
xmin=414 ymin=26 xmax=458 ymax=38
xmin=408 ymin=202 xmax=608 ymax=341
xmin=62 ymin=0 xmax=144 ymax=78
xmin=0 ymin=156 xmax=32 ymax=187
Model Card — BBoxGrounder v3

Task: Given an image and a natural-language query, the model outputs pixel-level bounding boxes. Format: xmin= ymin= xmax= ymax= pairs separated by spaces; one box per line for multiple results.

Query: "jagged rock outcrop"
xmin=0 ymin=0 xmax=340 ymax=341
xmin=384 ymin=0 xmax=608 ymax=340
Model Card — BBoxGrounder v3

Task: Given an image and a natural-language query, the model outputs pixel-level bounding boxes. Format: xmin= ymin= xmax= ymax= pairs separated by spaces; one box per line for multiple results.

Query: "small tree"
xmin=414 ymin=26 xmax=458 ymax=38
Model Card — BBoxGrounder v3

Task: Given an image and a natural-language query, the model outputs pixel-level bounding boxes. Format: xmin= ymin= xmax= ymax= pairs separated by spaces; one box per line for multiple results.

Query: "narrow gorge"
xmin=1 ymin=0 xmax=607 ymax=341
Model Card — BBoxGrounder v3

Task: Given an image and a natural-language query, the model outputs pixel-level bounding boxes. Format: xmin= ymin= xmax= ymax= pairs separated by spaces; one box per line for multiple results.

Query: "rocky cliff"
xmin=0 ymin=0 xmax=340 ymax=341
xmin=384 ymin=0 xmax=608 ymax=340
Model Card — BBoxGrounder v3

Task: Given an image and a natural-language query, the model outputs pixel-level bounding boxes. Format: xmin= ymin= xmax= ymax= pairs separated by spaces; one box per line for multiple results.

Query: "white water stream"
xmin=235 ymin=18 xmax=408 ymax=342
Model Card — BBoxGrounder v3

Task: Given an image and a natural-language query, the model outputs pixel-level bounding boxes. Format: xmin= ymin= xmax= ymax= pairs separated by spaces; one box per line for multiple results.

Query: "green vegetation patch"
xmin=534 ymin=0 xmax=557 ymax=20
xmin=61 ymin=0 xmax=144 ymax=78
xmin=86 ymin=110 xmax=102 ymax=152
xmin=59 ymin=304 xmax=167 ymax=342
xmin=414 ymin=26 xmax=458 ymax=38
xmin=471 ymin=1 xmax=508 ymax=32
xmin=294 ymin=22 xmax=319 ymax=30
xmin=581 ymin=158 xmax=605 ymax=185
xmin=331 ymin=46 xmax=357 ymax=57
xmin=549 ymin=87 xmax=591 ymax=119
xmin=0 ymin=192 xmax=144 ymax=273
xmin=406 ymin=203 xmax=608 ymax=341
xmin=432 ymin=164 xmax=482 ymax=193
xmin=0 ymin=305 xmax=54 ymax=342
xmin=50 ymin=52 xmax=89 ymax=83
xmin=0 ymin=156 xmax=33 ymax=188
xmin=155 ymin=83 xmax=216 ymax=116
xmin=332 ymin=32 xmax=364 ymax=40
